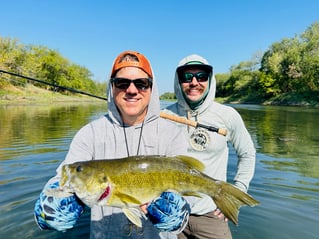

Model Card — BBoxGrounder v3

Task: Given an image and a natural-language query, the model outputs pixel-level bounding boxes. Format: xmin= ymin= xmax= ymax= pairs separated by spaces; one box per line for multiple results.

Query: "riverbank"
xmin=217 ymin=91 xmax=319 ymax=107
xmin=1 ymin=84 xmax=318 ymax=107
xmin=0 ymin=84 xmax=105 ymax=105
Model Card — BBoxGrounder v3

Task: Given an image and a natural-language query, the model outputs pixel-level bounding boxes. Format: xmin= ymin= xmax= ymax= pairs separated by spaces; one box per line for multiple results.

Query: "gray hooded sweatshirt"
xmin=47 ymin=64 xmax=188 ymax=239
xmin=163 ymin=54 xmax=256 ymax=215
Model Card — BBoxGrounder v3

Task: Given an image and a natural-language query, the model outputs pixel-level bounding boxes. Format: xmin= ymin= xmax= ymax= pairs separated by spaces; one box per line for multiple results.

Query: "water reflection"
xmin=232 ymin=104 xmax=319 ymax=179
xmin=0 ymin=103 xmax=107 ymax=161
xmin=0 ymin=102 xmax=318 ymax=239
xmin=0 ymin=102 xmax=106 ymax=239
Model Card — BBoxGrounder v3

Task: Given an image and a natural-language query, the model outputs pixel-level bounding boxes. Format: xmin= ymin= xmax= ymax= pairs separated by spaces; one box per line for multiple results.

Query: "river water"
xmin=0 ymin=101 xmax=318 ymax=239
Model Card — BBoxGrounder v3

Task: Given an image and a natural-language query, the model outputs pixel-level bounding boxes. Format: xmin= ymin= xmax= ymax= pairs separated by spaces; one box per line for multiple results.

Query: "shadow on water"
xmin=0 ymin=102 xmax=318 ymax=239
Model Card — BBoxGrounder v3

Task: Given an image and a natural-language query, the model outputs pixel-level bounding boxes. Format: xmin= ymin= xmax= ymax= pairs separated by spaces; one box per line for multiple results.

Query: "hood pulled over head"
xmin=106 ymin=50 xmax=160 ymax=125
xmin=174 ymin=54 xmax=216 ymax=111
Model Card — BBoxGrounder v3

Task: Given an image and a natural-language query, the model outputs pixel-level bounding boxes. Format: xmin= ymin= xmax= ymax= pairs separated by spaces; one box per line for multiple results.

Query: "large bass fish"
xmin=47 ymin=155 xmax=259 ymax=227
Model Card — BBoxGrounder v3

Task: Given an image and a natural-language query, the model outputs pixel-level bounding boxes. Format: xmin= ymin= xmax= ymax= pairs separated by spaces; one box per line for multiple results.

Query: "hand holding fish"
xmin=213 ymin=208 xmax=228 ymax=222
xmin=139 ymin=192 xmax=190 ymax=232
xmin=34 ymin=182 xmax=85 ymax=232
xmin=146 ymin=192 xmax=190 ymax=232
xmin=45 ymin=155 xmax=259 ymax=228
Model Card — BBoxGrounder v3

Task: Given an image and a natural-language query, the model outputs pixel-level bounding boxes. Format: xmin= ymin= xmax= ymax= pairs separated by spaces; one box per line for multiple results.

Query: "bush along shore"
xmin=217 ymin=91 xmax=319 ymax=107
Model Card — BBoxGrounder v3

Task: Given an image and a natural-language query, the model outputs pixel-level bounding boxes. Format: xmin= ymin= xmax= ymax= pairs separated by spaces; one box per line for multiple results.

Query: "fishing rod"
xmin=1 ymin=69 xmax=226 ymax=136
xmin=160 ymin=112 xmax=227 ymax=136
xmin=0 ymin=69 xmax=107 ymax=101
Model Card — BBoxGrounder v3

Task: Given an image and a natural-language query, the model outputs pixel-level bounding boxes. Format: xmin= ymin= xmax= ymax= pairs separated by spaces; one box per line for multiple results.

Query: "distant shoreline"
xmin=0 ymin=84 xmax=105 ymax=105
xmin=0 ymin=94 xmax=104 ymax=105
xmin=1 ymin=85 xmax=318 ymax=107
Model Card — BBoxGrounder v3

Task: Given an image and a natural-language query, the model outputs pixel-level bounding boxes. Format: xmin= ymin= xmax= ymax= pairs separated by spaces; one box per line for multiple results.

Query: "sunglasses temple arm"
xmin=159 ymin=112 xmax=227 ymax=136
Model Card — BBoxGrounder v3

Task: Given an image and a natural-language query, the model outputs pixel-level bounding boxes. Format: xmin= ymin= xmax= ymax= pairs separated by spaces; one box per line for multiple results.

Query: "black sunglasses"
xmin=111 ymin=78 xmax=152 ymax=90
xmin=179 ymin=72 xmax=209 ymax=83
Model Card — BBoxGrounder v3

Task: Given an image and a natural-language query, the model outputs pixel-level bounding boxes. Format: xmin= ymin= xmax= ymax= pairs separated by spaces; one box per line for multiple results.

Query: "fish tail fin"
xmin=213 ymin=182 xmax=259 ymax=225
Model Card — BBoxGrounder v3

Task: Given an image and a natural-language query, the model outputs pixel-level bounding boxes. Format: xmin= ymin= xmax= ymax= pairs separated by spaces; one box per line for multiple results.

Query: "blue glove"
xmin=34 ymin=181 xmax=85 ymax=232
xmin=147 ymin=192 xmax=190 ymax=232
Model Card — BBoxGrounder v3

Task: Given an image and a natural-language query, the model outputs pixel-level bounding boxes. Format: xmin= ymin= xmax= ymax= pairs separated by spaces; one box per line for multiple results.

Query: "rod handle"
xmin=160 ymin=112 xmax=227 ymax=136
xmin=160 ymin=112 xmax=197 ymax=128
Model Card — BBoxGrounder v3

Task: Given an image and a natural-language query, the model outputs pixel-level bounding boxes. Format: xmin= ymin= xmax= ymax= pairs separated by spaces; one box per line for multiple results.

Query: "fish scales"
xmin=52 ymin=155 xmax=259 ymax=226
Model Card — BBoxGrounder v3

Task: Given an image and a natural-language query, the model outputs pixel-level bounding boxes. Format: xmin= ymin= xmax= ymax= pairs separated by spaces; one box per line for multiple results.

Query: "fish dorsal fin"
xmin=122 ymin=208 xmax=143 ymax=227
xmin=175 ymin=155 xmax=205 ymax=172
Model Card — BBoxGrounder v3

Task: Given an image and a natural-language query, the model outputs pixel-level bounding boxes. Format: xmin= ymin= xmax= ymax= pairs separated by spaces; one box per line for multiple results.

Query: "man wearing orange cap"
xmin=34 ymin=51 xmax=190 ymax=238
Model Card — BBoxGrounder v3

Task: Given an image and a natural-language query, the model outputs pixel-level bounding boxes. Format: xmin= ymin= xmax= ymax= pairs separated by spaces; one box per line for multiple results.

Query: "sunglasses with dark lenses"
xmin=111 ymin=78 xmax=152 ymax=90
xmin=179 ymin=72 xmax=209 ymax=83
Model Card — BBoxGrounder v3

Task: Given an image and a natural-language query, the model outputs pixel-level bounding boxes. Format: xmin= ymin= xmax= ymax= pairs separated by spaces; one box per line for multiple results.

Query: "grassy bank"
xmin=217 ymin=91 xmax=319 ymax=107
xmin=0 ymin=84 xmax=105 ymax=105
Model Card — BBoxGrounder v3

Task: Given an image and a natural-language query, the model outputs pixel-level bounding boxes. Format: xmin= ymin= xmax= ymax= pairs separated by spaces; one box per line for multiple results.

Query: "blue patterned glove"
xmin=147 ymin=192 xmax=190 ymax=232
xmin=34 ymin=181 xmax=85 ymax=232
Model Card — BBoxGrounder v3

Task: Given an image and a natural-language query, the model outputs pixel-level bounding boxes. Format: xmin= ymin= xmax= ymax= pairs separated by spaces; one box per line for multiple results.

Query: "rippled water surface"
xmin=0 ymin=102 xmax=318 ymax=239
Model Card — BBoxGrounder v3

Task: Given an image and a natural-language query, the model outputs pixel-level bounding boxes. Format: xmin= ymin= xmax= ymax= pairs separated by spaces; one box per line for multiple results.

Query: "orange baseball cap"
xmin=111 ymin=50 xmax=153 ymax=78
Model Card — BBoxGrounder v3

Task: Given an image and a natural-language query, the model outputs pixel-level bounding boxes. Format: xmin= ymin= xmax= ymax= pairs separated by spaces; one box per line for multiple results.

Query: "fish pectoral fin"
xmin=122 ymin=208 xmax=143 ymax=227
xmin=182 ymin=192 xmax=202 ymax=197
xmin=115 ymin=191 xmax=142 ymax=205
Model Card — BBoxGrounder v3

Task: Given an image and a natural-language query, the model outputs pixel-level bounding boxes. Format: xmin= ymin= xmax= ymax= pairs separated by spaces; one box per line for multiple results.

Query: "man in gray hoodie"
xmin=163 ymin=54 xmax=256 ymax=239
xmin=34 ymin=50 xmax=190 ymax=239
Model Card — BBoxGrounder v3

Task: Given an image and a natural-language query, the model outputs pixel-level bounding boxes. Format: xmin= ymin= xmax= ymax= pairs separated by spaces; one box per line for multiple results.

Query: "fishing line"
xmin=0 ymin=69 xmax=107 ymax=101
xmin=1 ymin=69 xmax=226 ymax=136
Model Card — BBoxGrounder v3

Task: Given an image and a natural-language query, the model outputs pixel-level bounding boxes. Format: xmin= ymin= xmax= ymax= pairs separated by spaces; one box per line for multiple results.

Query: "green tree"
xmin=160 ymin=92 xmax=176 ymax=100
xmin=215 ymin=73 xmax=230 ymax=97
xmin=0 ymin=37 xmax=27 ymax=86
xmin=0 ymin=36 xmax=106 ymax=98
xmin=299 ymin=22 xmax=319 ymax=91
xmin=260 ymin=22 xmax=319 ymax=94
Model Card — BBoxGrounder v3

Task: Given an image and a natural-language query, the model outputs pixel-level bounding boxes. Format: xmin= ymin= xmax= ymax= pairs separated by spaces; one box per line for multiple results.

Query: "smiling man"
xmin=34 ymin=51 xmax=191 ymax=239
xmin=110 ymin=52 xmax=153 ymax=125
xmin=163 ymin=54 xmax=256 ymax=239
xmin=176 ymin=58 xmax=213 ymax=109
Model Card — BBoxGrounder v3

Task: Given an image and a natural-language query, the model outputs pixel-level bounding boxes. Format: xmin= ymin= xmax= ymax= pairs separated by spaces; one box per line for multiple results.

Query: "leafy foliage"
xmin=1 ymin=22 xmax=319 ymax=105
xmin=160 ymin=92 xmax=176 ymax=100
xmin=0 ymin=37 xmax=106 ymax=97
xmin=215 ymin=22 xmax=319 ymax=105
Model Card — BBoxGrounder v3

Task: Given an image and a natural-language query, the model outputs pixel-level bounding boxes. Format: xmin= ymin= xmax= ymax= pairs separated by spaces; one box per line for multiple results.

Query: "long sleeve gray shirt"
xmin=163 ymin=54 xmax=256 ymax=215
xmin=47 ymin=71 xmax=188 ymax=239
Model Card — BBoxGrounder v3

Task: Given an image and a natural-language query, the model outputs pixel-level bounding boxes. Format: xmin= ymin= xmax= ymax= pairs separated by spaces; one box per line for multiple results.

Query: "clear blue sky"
xmin=1 ymin=0 xmax=318 ymax=94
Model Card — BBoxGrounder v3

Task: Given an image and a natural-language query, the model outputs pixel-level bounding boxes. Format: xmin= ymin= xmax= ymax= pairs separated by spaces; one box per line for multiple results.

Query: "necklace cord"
xmin=123 ymin=121 xmax=144 ymax=157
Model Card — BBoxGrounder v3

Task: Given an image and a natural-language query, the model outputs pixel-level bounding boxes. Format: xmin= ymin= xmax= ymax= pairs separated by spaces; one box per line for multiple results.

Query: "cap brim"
xmin=177 ymin=64 xmax=213 ymax=73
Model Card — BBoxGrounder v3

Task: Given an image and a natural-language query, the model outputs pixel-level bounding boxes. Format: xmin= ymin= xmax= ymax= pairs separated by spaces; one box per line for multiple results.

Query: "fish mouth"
xmin=98 ymin=186 xmax=110 ymax=202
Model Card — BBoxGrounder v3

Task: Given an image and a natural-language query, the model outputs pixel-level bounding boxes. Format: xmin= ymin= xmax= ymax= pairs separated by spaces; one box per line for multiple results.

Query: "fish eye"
xmin=76 ymin=165 xmax=83 ymax=172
